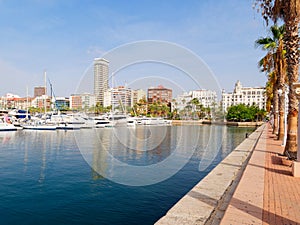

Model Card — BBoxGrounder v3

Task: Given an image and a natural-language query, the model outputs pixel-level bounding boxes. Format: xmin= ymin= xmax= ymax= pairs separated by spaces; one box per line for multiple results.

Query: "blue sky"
xmin=0 ymin=0 xmax=268 ymax=98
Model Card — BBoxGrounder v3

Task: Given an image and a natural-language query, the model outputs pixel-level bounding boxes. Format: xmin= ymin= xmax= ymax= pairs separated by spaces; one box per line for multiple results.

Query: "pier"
xmin=156 ymin=123 xmax=300 ymax=224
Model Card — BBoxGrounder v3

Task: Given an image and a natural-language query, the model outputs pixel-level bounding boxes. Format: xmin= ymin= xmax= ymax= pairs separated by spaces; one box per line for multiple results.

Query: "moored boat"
xmin=127 ymin=117 xmax=137 ymax=127
xmin=137 ymin=117 xmax=172 ymax=126
xmin=21 ymin=118 xmax=56 ymax=130
xmin=93 ymin=116 xmax=114 ymax=128
xmin=0 ymin=118 xmax=17 ymax=131
xmin=47 ymin=114 xmax=82 ymax=130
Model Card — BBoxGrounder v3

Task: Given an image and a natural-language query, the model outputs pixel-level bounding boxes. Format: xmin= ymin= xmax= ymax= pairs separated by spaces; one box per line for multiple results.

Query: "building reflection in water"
xmin=0 ymin=126 xmax=254 ymax=185
xmin=80 ymin=125 xmax=202 ymax=186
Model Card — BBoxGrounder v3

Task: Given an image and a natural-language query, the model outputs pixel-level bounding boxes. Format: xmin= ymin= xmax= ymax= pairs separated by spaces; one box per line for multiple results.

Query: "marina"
xmin=0 ymin=0 xmax=299 ymax=224
xmin=1 ymin=109 xmax=175 ymax=131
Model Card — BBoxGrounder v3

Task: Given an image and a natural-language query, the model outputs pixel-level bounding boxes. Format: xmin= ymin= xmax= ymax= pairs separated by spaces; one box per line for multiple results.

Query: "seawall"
xmin=155 ymin=124 xmax=265 ymax=224
xmin=171 ymin=120 xmax=264 ymax=127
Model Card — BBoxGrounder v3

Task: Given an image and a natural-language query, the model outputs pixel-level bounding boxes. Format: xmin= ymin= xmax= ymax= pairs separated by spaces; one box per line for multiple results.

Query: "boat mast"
xmin=112 ymin=72 xmax=114 ymax=114
xmin=44 ymin=71 xmax=47 ymax=114
xmin=124 ymin=81 xmax=127 ymax=115
xmin=26 ymin=86 xmax=29 ymax=119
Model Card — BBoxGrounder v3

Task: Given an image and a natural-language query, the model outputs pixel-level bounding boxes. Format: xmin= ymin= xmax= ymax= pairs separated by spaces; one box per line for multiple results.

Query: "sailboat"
xmin=22 ymin=72 xmax=57 ymax=130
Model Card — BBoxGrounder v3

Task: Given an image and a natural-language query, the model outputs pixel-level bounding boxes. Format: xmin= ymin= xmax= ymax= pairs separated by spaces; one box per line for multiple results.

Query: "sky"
xmin=0 ymin=0 xmax=269 ymax=98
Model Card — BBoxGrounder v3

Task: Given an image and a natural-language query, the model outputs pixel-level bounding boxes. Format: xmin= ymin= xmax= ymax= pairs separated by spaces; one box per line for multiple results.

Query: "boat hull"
xmin=22 ymin=125 xmax=56 ymax=130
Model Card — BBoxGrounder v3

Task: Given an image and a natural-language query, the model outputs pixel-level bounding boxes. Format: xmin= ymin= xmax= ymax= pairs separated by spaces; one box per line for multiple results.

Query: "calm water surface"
xmin=0 ymin=125 xmax=255 ymax=225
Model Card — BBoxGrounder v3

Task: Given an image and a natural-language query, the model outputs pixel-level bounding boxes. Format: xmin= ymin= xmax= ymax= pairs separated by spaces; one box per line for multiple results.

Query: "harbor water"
xmin=0 ymin=125 xmax=255 ymax=225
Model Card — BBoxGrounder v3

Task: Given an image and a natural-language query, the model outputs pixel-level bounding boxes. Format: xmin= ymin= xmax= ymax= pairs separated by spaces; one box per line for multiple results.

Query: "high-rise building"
xmin=147 ymin=85 xmax=172 ymax=104
xmin=34 ymin=86 xmax=46 ymax=97
xmin=94 ymin=58 xmax=109 ymax=105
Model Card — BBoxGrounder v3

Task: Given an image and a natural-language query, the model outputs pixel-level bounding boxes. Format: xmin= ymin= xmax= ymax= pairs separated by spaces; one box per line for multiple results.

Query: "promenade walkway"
xmin=221 ymin=123 xmax=300 ymax=224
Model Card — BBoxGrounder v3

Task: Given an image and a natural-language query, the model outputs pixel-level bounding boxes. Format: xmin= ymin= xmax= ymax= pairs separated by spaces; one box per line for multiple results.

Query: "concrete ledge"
xmin=202 ymin=121 xmax=264 ymax=127
xmin=172 ymin=120 xmax=203 ymax=126
xmin=155 ymin=124 xmax=265 ymax=225
xmin=172 ymin=120 xmax=264 ymax=127
xmin=292 ymin=161 xmax=300 ymax=177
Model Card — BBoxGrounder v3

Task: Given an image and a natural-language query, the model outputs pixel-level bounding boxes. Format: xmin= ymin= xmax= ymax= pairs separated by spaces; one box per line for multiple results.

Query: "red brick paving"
xmin=221 ymin=124 xmax=300 ymax=225
xmin=263 ymin=124 xmax=300 ymax=225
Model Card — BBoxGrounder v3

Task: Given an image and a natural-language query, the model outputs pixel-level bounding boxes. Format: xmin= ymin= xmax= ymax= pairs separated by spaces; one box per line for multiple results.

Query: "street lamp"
xmin=292 ymin=82 xmax=300 ymax=177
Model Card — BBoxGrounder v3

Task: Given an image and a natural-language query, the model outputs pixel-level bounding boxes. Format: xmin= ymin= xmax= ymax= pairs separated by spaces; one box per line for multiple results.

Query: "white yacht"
xmin=0 ymin=118 xmax=17 ymax=131
xmin=22 ymin=121 xmax=56 ymax=130
xmin=47 ymin=114 xmax=82 ymax=130
xmin=107 ymin=114 xmax=127 ymax=127
xmin=93 ymin=116 xmax=114 ymax=128
xmin=137 ymin=117 xmax=172 ymax=126
xmin=127 ymin=117 xmax=137 ymax=127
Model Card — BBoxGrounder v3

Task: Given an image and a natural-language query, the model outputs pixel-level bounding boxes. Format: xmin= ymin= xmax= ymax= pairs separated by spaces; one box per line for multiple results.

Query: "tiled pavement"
xmin=221 ymin=124 xmax=300 ymax=225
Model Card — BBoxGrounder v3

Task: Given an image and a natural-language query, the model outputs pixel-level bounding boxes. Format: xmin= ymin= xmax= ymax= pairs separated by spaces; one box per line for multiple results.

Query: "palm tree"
xmin=190 ymin=98 xmax=200 ymax=119
xmin=265 ymin=72 xmax=276 ymax=112
xmin=256 ymin=25 xmax=286 ymax=140
xmin=255 ymin=0 xmax=300 ymax=159
xmin=161 ymin=104 xmax=169 ymax=118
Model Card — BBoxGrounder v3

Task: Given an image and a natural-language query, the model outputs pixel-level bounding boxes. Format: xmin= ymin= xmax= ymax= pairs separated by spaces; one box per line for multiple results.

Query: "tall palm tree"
xmin=255 ymin=0 xmax=300 ymax=159
xmin=256 ymin=25 xmax=286 ymax=139
xmin=265 ymin=72 xmax=276 ymax=112
xmin=257 ymin=44 xmax=279 ymax=135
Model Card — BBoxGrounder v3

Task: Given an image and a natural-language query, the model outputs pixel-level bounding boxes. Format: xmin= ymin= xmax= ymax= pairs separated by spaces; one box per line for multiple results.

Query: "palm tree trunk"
xmin=284 ymin=17 xmax=299 ymax=160
xmin=277 ymin=48 xmax=286 ymax=141
xmin=273 ymin=89 xmax=279 ymax=134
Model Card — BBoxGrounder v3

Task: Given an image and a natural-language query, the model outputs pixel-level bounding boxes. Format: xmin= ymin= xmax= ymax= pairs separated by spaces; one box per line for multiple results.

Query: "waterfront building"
xmin=172 ymin=92 xmax=192 ymax=112
xmin=31 ymin=95 xmax=51 ymax=111
xmin=191 ymin=90 xmax=217 ymax=109
xmin=147 ymin=85 xmax=172 ymax=104
xmin=103 ymin=86 xmax=133 ymax=110
xmin=69 ymin=95 xmax=82 ymax=110
xmin=103 ymin=90 xmax=112 ymax=108
xmin=54 ymin=97 xmax=70 ymax=111
xmin=132 ymin=89 xmax=146 ymax=105
xmin=0 ymin=93 xmax=31 ymax=110
xmin=34 ymin=86 xmax=46 ymax=98
xmin=172 ymin=89 xmax=217 ymax=111
xmin=221 ymin=80 xmax=266 ymax=112
xmin=69 ymin=93 xmax=95 ymax=110
xmin=94 ymin=58 xmax=109 ymax=105
xmin=0 ymin=94 xmax=15 ymax=109
xmin=81 ymin=93 xmax=96 ymax=110
xmin=111 ymin=86 xmax=132 ymax=110
xmin=14 ymin=97 xmax=33 ymax=110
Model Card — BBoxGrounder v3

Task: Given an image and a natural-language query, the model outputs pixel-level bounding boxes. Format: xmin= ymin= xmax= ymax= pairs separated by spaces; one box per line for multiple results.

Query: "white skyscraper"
xmin=94 ymin=58 xmax=109 ymax=105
